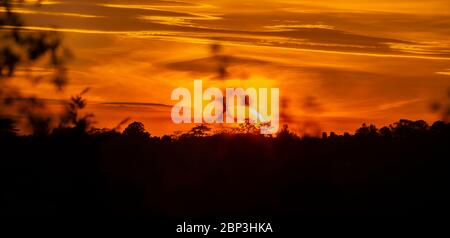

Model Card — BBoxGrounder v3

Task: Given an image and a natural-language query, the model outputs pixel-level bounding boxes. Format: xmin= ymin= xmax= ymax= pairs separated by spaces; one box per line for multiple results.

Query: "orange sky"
xmin=3 ymin=0 xmax=450 ymax=135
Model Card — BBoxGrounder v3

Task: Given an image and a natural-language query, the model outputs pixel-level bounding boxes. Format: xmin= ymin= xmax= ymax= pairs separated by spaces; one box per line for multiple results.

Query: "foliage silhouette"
xmin=0 ymin=117 xmax=16 ymax=137
xmin=1 ymin=1 xmax=450 ymax=221
xmin=183 ymin=123 xmax=211 ymax=137
xmin=123 ymin=121 xmax=151 ymax=140
xmin=1 ymin=0 xmax=72 ymax=135
xmin=1 ymin=119 xmax=449 ymax=218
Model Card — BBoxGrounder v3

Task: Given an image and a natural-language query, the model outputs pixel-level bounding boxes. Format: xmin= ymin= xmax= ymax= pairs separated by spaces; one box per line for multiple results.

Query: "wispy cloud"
xmin=100 ymin=102 xmax=172 ymax=108
xmin=436 ymin=69 xmax=450 ymax=76
xmin=5 ymin=0 xmax=450 ymax=135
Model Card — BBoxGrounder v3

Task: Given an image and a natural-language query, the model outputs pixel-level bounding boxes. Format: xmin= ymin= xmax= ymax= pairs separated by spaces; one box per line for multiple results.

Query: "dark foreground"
xmin=1 ymin=120 xmax=449 ymax=223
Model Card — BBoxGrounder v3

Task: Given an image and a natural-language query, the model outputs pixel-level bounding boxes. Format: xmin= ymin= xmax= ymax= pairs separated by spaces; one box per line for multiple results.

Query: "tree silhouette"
xmin=1 ymin=1 xmax=450 ymax=221
xmin=0 ymin=0 xmax=71 ymax=85
xmin=355 ymin=123 xmax=378 ymax=137
xmin=390 ymin=119 xmax=428 ymax=137
xmin=1 ymin=118 xmax=450 ymax=217
xmin=233 ymin=119 xmax=260 ymax=134
xmin=58 ymin=88 xmax=93 ymax=133
xmin=431 ymin=88 xmax=450 ymax=122
xmin=379 ymin=126 xmax=393 ymax=137
xmin=0 ymin=117 xmax=17 ymax=137
xmin=123 ymin=121 xmax=150 ymax=140
xmin=1 ymin=0 xmax=72 ymax=134
xmin=183 ymin=123 xmax=211 ymax=137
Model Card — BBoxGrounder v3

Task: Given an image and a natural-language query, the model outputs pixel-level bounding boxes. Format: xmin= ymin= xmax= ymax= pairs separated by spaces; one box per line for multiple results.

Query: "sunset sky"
xmin=5 ymin=0 xmax=450 ymax=135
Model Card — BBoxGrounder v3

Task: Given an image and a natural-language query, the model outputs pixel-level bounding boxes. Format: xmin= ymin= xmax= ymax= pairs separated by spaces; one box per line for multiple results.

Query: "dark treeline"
xmin=0 ymin=119 xmax=449 ymax=217
xmin=2 ymin=0 xmax=450 ymax=221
